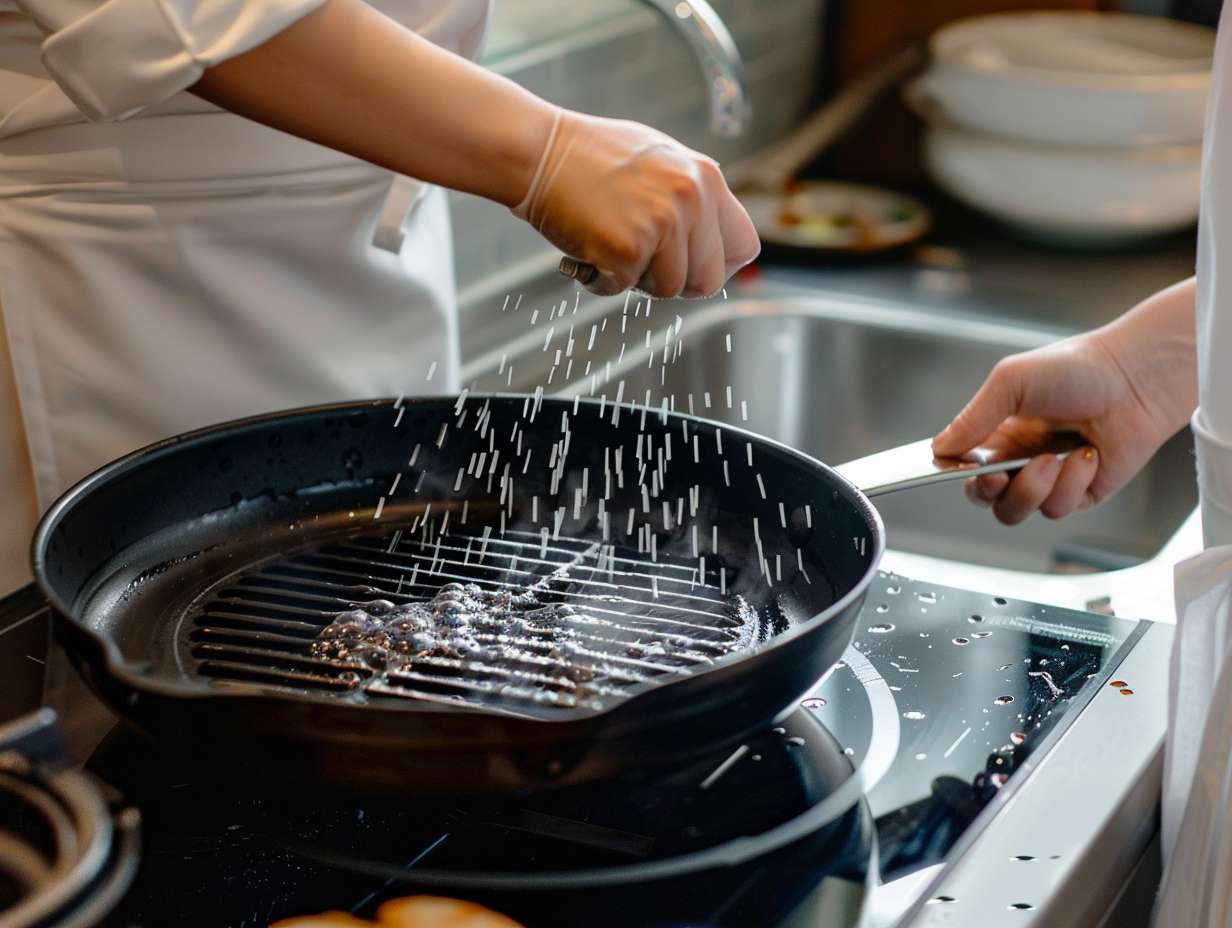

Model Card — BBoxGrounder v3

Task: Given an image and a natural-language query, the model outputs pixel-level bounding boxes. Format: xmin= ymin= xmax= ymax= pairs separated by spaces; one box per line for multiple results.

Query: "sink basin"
xmin=496 ymin=293 xmax=1195 ymax=574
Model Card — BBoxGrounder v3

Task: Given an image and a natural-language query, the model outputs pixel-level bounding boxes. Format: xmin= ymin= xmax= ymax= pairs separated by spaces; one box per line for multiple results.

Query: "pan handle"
xmin=833 ymin=434 xmax=1086 ymax=498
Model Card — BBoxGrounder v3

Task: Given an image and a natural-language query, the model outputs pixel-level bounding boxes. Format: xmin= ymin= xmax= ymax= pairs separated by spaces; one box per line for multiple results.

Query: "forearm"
xmin=190 ymin=0 xmax=554 ymax=207
xmin=1096 ymin=276 xmax=1198 ymax=436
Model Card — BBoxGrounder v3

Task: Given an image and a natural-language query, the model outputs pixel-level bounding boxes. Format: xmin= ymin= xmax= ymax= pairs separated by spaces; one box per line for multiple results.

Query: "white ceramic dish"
xmin=919 ymin=11 xmax=1214 ymax=148
xmin=741 ymin=181 xmax=931 ymax=254
xmin=922 ymin=124 xmax=1201 ymax=246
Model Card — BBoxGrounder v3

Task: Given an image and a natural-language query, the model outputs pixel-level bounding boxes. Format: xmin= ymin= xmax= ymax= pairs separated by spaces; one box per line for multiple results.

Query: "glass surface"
xmin=806 ymin=571 xmax=1141 ymax=878
xmin=55 ymin=570 xmax=1142 ymax=926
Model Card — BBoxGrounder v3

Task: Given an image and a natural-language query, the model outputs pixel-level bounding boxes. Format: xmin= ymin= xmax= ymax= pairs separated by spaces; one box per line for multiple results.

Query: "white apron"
xmin=0 ymin=0 xmax=491 ymax=593
xmin=1154 ymin=7 xmax=1232 ymax=926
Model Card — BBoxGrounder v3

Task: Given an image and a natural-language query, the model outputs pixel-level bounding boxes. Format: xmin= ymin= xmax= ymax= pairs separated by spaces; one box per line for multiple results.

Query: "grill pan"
xmin=32 ymin=395 xmax=1068 ymax=792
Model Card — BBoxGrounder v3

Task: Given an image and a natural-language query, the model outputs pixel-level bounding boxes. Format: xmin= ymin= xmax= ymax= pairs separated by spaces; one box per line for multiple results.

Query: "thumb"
xmin=933 ymin=359 xmax=1025 ymax=457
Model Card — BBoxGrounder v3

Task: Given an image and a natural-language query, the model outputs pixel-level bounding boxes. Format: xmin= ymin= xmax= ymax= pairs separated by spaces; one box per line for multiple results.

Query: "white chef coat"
xmin=0 ymin=0 xmax=491 ymax=593
xmin=1154 ymin=7 xmax=1232 ymax=927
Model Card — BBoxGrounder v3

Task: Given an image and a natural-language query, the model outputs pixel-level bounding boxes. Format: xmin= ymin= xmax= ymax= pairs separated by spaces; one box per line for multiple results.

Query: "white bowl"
xmin=922 ymin=124 xmax=1201 ymax=246
xmin=920 ymin=12 xmax=1214 ymax=148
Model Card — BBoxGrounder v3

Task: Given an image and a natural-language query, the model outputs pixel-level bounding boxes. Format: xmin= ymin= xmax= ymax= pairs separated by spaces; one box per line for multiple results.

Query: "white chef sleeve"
xmin=21 ymin=0 xmax=329 ymax=122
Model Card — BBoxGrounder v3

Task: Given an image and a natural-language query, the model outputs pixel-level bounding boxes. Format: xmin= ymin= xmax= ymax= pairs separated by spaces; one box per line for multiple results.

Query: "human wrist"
xmin=1095 ymin=280 xmax=1198 ymax=437
xmin=488 ymin=95 xmax=560 ymax=210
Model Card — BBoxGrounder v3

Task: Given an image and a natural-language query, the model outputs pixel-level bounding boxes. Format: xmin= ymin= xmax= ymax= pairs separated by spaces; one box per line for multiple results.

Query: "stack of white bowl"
xmin=907 ymin=12 xmax=1215 ymax=247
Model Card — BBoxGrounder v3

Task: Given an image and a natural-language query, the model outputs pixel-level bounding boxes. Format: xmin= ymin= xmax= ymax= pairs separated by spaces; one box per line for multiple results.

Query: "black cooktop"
xmin=3 ymin=572 xmax=1144 ymax=928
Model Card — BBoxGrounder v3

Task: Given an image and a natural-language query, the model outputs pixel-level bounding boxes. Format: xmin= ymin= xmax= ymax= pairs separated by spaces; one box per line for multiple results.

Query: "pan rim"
xmin=32 ymin=394 xmax=886 ymax=726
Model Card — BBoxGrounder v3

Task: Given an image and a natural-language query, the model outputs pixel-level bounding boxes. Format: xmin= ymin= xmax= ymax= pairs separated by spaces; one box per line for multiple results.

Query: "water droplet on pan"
xmin=903 ymin=710 xmax=926 ymax=720
xmin=953 ymin=637 xmax=970 ymax=646
xmin=801 ymin=697 xmax=827 ymax=710
xmin=994 ymin=695 xmax=1015 ymax=706
xmin=868 ymin=623 xmax=894 ymax=634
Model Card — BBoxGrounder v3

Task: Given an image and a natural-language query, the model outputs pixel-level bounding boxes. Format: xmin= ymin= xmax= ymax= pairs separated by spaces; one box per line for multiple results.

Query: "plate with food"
xmin=741 ymin=180 xmax=932 ymax=259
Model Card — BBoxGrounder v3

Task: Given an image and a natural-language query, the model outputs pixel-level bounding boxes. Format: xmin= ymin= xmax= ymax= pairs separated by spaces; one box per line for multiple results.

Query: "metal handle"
xmin=834 ymin=434 xmax=1086 ymax=498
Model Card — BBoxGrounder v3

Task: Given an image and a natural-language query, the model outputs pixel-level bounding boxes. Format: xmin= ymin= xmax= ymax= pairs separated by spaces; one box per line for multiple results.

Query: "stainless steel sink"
xmin=475 ymin=292 xmax=1195 ymax=575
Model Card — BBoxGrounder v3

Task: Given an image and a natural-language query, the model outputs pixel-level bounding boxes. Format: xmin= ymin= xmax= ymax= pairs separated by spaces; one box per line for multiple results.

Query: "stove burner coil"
xmin=0 ymin=710 xmax=139 ymax=928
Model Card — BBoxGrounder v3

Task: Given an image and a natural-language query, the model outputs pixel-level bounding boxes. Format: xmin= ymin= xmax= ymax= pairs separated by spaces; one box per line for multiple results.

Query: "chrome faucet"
xmin=632 ymin=0 xmax=751 ymax=137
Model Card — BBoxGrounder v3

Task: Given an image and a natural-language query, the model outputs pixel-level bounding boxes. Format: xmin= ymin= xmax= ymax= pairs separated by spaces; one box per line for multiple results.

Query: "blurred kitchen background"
xmin=450 ymin=0 xmax=1218 ymax=310
xmin=449 ymin=0 xmax=1216 ymax=590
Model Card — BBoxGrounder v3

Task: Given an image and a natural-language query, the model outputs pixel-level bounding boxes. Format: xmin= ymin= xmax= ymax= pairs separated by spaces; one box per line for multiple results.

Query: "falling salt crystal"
xmin=725 ymin=333 xmax=732 ymax=352
xmin=425 ymin=361 xmax=438 ymax=382
xmin=373 ymin=497 xmax=385 ymax=520
xmin=726 ymin=385 xmax=733 ymax=408
xmin=741 ymin=400 xmax=748 ymax=421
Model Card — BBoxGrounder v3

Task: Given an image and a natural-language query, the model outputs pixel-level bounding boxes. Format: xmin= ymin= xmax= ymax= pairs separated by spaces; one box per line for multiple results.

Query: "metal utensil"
xmin=836 ymin=433 xmax=1083 ymax=497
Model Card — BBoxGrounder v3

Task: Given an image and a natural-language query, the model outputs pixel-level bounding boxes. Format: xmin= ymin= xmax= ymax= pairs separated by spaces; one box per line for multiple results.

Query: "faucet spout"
xmin=633 ymin=0 xmax=751 ymax=138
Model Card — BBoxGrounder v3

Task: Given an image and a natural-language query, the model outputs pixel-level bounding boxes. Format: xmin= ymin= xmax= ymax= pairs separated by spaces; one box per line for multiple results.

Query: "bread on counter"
xmin=271 ymin=895 xmax=526 ymax=928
